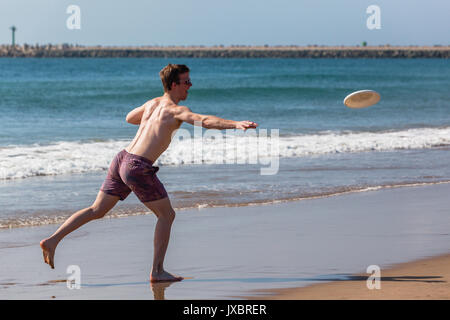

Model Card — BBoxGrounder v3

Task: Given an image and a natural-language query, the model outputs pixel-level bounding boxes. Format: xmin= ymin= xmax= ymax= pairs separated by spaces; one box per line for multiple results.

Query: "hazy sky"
xmin=0 ymin=0 xmax=449 ymax=46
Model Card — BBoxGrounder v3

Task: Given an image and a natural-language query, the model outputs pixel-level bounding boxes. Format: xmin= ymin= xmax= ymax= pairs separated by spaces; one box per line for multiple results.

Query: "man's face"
xmin=173 ymin=72 xmax=192 ymax=101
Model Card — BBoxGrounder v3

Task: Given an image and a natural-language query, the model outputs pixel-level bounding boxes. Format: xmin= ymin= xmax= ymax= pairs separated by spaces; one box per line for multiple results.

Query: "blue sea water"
xmin=0 ymin=58 xmax=449 ymax=228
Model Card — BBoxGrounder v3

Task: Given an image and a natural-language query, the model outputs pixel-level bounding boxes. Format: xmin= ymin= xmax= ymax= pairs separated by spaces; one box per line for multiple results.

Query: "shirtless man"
xmin=40 ymin=64 xmax=258 ymax=282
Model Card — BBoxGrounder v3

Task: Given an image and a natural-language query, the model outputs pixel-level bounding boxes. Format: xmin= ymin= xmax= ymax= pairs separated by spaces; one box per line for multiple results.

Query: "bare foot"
xmin=40 ymin=238 xmax=57 ymax=269
xmin=150 ymin=270 xmax=183 ymax=283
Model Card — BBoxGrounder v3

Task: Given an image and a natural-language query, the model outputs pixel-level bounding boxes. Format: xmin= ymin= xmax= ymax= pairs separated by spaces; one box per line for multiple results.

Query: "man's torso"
xmin=125 ymin=97 xmax=182 ymax=162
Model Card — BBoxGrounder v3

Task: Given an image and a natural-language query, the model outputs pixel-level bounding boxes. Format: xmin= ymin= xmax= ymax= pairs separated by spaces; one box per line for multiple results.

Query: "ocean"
xmin=1 ymin=57 xmax=450 ymax=228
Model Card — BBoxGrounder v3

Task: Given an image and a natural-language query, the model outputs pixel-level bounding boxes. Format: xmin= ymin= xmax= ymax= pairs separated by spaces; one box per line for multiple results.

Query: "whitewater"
xmin=1 ymin=126 xmax=449 ymax=180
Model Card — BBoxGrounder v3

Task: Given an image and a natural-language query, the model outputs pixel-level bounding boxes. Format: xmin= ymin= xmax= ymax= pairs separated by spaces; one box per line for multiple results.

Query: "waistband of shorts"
xmin=121 ymin=149 xmax=155 ymax=166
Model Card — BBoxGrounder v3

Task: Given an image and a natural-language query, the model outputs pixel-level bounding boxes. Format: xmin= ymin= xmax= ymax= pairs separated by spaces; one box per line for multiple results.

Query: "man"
xmin=40 ymin=64 xmax=258 ymax=282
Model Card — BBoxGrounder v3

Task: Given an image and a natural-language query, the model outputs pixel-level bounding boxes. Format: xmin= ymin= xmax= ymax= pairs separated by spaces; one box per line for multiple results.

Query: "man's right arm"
xmin=173 ymin=106 xmax=258 ymax=130
xmin=126 ymin=104 xmax=146 ymax=125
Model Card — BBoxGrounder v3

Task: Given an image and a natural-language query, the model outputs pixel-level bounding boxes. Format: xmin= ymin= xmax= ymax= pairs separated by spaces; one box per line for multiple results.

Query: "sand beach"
xmin=1 ymin=182 xmax=449 ymax=299
xmin=246 ymin=253 xmax=450 ymax=300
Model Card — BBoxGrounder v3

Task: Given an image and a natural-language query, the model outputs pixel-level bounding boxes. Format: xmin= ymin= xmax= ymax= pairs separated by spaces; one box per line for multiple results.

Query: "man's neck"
xmin=163 ymin=92 xmax=180 ymax=105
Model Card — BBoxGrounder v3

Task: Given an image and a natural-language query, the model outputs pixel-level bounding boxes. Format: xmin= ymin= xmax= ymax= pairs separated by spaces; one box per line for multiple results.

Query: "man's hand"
xmin=235 ymin=121 xmax=258 ymax=131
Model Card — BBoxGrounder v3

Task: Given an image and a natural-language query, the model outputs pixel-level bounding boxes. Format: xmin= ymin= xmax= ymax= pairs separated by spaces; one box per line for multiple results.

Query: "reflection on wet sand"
xmin=150 ymin=281 xmax=176 ymax=300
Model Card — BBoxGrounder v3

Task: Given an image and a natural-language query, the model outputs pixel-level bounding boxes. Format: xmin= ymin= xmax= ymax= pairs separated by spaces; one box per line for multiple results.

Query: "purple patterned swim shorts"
xmin=100 ymin=149 xmax=168 ymax=203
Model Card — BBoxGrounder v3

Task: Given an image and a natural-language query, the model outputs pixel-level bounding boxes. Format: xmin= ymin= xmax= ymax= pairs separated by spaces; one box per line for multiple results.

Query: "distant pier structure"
xmin=0 ymin=45 xmax=449 ymax=58
xmin=10 ymin=26 xmax=17 ymax=46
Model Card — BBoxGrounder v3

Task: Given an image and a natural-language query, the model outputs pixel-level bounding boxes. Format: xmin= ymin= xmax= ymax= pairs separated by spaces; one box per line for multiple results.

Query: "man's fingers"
xmin=238 ymin=121 xmax=258 ymax=130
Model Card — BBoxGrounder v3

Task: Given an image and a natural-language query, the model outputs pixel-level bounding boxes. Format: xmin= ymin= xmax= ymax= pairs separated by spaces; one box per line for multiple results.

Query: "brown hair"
xmin=159 ymin=64 xmax=190 ymax=92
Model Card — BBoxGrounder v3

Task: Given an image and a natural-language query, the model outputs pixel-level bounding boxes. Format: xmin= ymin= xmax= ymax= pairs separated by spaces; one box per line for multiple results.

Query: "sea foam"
xmin=1 ymin=126 xmax=449 ymax=180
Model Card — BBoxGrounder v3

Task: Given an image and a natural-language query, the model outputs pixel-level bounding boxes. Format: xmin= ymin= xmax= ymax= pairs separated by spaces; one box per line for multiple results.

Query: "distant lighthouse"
xmin=10 ymin=26 xmax=17 ymax=47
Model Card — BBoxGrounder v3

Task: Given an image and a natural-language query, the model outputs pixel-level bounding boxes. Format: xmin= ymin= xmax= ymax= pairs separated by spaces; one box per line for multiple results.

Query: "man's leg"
xmin=142 ymin=197 xmax=183 ymax=282
xmin=40 ymin=191 xmax=120 ymax=269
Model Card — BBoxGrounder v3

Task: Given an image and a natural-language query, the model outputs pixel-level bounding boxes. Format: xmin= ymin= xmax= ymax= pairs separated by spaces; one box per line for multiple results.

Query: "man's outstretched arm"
xmin=173 ymin=106 xmax=258 ymax=130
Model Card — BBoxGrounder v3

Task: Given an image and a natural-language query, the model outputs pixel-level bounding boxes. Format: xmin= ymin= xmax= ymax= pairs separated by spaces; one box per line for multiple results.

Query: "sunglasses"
xmin=177 ymin=78 xmax=192 ymax=86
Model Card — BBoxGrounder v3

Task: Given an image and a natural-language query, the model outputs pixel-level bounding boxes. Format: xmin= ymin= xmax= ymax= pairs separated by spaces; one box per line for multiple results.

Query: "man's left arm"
xmin=126 ymin=105 xmax=145 ymax=125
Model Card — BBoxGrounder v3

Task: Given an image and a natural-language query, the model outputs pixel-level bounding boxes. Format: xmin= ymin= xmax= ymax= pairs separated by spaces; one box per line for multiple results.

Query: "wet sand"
xmin=246 ymin=253 xmax=450 ymax=300
xmin=0 ymin=182 xmax=449 ymax=299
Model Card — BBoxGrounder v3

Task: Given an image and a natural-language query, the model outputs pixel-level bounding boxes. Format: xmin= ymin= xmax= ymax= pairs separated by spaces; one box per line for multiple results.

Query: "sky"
xmin=0 ymin=0 xmax=449 ymax=46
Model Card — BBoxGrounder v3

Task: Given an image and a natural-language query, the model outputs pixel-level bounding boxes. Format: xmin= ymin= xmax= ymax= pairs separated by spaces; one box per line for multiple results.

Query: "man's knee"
xmin=89 ymin=205 xmax=108 ymax=219
xmin=143 ymin=197 xmax=176 ymax=222
xmin=166 ymin=209 xmax=176 ymax=223
xmin=158 ymin=208 xmax=176 ymax=223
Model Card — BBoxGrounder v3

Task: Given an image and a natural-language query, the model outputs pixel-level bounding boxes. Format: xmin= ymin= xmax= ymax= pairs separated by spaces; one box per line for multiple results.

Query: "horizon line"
xmin=1 ymin=44 xmax=449 ymax=48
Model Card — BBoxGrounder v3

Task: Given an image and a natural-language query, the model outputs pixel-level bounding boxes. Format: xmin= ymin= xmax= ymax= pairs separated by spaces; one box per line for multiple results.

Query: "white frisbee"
xmin=343 ymin=90 xmax=380 ymax=109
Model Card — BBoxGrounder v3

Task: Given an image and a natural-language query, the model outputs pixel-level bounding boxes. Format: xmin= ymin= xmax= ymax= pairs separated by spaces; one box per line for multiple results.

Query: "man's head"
xmin=159 ymin=64 xmax=192 ymax=100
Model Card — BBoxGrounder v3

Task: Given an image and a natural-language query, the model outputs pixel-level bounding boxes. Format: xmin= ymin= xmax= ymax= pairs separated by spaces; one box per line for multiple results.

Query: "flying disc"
xmin=343 ymin=90 xmax=380 ymax=109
